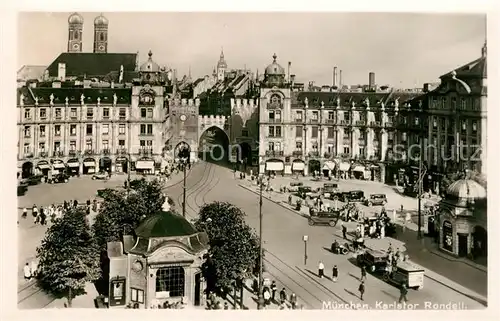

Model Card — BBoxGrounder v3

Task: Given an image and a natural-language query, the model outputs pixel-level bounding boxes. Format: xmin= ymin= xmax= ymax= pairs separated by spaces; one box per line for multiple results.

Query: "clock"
xmin=132 ymin=260 xmax=143 ymax=272
xmin=98 ymin=45 xmax=105 ymax=51
xmin=72 ymin=43 xmax=79 ymax=50
xmin=180 ymin=114 xmax=187 ymax=122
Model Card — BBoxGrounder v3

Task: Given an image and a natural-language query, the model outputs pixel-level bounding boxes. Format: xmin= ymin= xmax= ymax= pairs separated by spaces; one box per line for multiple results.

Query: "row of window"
xmin=23 ymin=139 xmax=154 ymax=155
xmin=430 ymin=96 xmax=481 ymax=111
xmin=23 ymin=107 xmax=155 ymax=120
xmin=431 ymin=117 xmax=478 ymax=132
xmin=267 ymin=142 xmax=380 ymax=158
xmin=22 ymin=123 xmax=155 ymax=138
xmin=268 ymin=125 xmax=403 ymax=140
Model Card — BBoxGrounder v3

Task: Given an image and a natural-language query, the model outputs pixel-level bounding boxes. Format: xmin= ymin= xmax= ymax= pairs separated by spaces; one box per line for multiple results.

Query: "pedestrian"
xmin=271 ymin=280 xmax=277 ymax=302
xmin=40 ymin=210 xmax=46 ymax=225
xmin=279 ymin=288 xmax=286 ymax=304
xmin=63 ymin=200 xmax=68 ymax=210
xmin=290 ymin=293 xmax=297 ymax=309
xmin=358 ymin=281 xmax=365 ymax=300
xmin=74 ymin=199 xmax=78 ymax=208
xmin=360 ymin=265 xmax=367 ymax=281
xmin=318 ymin=261 xmax=325 ymax=278
xmin=22 ymin=207 xmax=27 ymax=219
xmin=23 ymin=263 xmax=32 ymax=281
xmin=332 ymin=265 xmax=338 ymax=282
xmin=263 ymin=288 xmax=271 ymax=306
xmin=400 ymin=204 xmax=404 ymax=212
xmin=288 ymin=194 xmax=292 ymax=205
xmin=30 ymin=260 xmax=38 ymax=277
xmin=398 ymin=283 xmax=408 ymax=303
xmin=32 ymin=204 xmax=38 ymax=217
xmin=387 ymin=242 xmax=393 ymax=254
xmin=342 ymin=223 xmax=347 ymax=239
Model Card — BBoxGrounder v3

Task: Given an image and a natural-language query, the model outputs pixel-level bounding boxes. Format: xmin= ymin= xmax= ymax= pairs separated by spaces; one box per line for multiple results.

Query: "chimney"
xmin=369 ymin=72 xmax=375 ymax=88
xmin=290 ymin=74 xmax=296 ymax=87
xmin=333 ymin=67 xmax=338 ymax=87
xmin=339 ymin=70 xmax=343 ymax=88
xmin=287 ymin=62 xmax=292 ymax=83
xmin=57 ymin=63 xmax=66 ymax=81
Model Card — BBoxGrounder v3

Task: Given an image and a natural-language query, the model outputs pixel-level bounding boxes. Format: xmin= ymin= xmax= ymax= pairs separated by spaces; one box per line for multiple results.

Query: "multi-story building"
xmin=17 ymin=13 xmax=173 ymax=178
xmin=258 ymin=54 xmax=423 ymax=183
xmin=423 ymin=42 xmax=487 ymax=177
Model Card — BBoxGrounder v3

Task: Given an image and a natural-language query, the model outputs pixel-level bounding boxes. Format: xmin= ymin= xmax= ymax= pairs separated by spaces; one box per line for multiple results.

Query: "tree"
xmin=194 ymin=202 xmax=261 ymax=292
xmin=92 ymin=179 xmax=166 ymax=249
xmin=36 ymin=207 xmax=101 ymax=307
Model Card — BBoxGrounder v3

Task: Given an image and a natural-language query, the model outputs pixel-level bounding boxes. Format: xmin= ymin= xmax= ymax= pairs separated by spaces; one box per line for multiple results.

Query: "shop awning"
xmin=322 ymin=161 xmax=336 ymax=170
xmin=352 ymin=166 xmax=366 ymax=172
xmin=266 ymin=161 xmax=284 ymax=171
xmin=84 ymin=161 xmax=96 ymax=167
xmin=338 ymin=162 xmax=350 ymax=171
xmin=292 ymin=162 xmax=305 ymax=171
xmin=53 ymin=163 xmax=65 ymax=169
xmin=37 ymin=164 xmax=50 ymax=169
xmin=136 ymin=160 xmax=154 ymax=170
xmin=67 ymin=162 xmax=79 ymax=167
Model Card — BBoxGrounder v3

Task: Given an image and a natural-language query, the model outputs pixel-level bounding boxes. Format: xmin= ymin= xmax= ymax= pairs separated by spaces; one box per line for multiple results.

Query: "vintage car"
xmin=297 ymin=186 xmax=320 ymax=199
xmin=287 ymin=182 xmax=304 ymax=193
xmin=342 ymin=190 xmax=365 ymax=203
xmin=48 ymin=173 xmax=70 ymax=184
xmin=17 ymin=183 xmax=28 ymax=196
xmin=356 ymin=249 xmax=389 ymax=273
xmin=308 ymin=210 xmax=341 ymax=227
xmin=92 ymin=171 xmax=109 ymax=180
xmin=365 ymin=194 xmax=387 ymax=206
xmin=383 ymin=261 xmax=425 ymax=290
xmin=322 ymin=183 xmax=340 ymax=198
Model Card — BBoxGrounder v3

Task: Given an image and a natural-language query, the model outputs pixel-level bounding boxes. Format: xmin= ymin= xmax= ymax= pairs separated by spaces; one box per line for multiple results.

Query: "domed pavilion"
xmin=437 ymin=173 xmax=487 ymax=259
xmin=106 ymin=211 xmax=209 ymax=309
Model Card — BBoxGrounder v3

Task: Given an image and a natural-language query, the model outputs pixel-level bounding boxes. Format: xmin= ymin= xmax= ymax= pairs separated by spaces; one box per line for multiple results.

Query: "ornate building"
xmin=107 ymin=211 xmax=209 ymax=309
xmin=17 ymin=13 xmax=174 ymax=179
xmin=67 ymin=12 xmax=84 ymax=53
xmin=93 ymin=14 xmax=109 ymax=54
xmin=258 ymin=54 xmax=422 ymax=182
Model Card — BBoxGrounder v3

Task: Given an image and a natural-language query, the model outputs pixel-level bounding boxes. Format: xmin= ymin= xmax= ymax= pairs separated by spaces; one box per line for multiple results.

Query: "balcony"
xmin=292 ymin=150 xmax=303 ymax=157
xmin=324 ymin=152 xmax=332 ymax=158
xmin=370 ymin=121 xmax=381 ymax=127
xmin=355 ymin=120 xmax=366 ymax=126
xmin=309 ymin=119 xmax=319 ymax=124
xmin=325 ymin=119 xmax=335 ymax=124
xmin=53 ymin=151 xmax=65 ymax=157
xmin=116 ymin=148 xmax=128 ymax=155
xmin=339 ymin=120 xmax=350 ymax=126
xmin=385 ymin=122 xmax=394 ymax=128
xmin=102 ymin=149 xmax=111 ymax=155
xmin=84 ymin=149 xmax=94 ymax=155
xmin=68 ymin=150 xmax=79 ymax=157
xmin=139 ymin=148 xmax=153 ymax=156
xmin=39 ymin=151 xmax=48 ymax=158
xmin=267 ymin=118 xmax=282 ymax=123
xmin=25 ymin=152 xmax=34 ymax=159
xmin=293 ymin=119 xmax=303 ymax=123
xmin=265 ymin=150 xmax=284 ymax=157
xmin=339 ymin=153 xmax=351 ymax=159
xmin=267 ymin=135 xmax=282 ymax=138
xmin=267 ymin=102 xmax=283 ymax=109
xmin=308 ymin=151 xmax=320 ymax=157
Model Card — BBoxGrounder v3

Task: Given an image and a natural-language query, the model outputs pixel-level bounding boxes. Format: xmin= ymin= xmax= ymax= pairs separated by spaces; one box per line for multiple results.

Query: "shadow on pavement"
xmin=322 ymin=247 xmax=333 ymax=254
xmin=381 ymin=289 xmax=398 ymax=300
xmin=304 ymin=268 xmax=332 ymax=282
xmin=344 ymin=288 xmax=359 ymax=299
xmin=348 ymin=273 xmax=360 ymax=282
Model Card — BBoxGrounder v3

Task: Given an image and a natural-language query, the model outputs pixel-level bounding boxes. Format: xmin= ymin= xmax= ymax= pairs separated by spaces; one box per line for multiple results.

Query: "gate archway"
xmin=199 ymin=126 xmax=229 ymax=163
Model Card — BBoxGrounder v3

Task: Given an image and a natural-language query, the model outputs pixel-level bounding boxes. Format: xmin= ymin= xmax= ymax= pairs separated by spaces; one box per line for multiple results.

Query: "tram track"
xmin=17 ymin=280 xmax=56 ymax=308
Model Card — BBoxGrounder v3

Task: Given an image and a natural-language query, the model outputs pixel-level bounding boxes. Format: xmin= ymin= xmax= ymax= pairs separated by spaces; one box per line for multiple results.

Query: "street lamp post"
xmin=127 ymin=153 xmax=131 ymax=195
xmin=303 ymin=235 xmax=308 ymax=265
xmin=257 ymin=176 xmax=264 ymax=310
xmin=182 ymin=160 xmax=187 ymax=218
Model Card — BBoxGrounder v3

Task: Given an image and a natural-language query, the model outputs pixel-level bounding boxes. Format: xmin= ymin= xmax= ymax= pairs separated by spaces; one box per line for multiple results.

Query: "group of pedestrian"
xmin=23 ymin=260 xmax=38 ymax=281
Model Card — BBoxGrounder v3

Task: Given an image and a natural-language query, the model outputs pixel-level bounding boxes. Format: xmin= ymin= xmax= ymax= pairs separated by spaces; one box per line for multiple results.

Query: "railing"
xmin=267 ymin=102 xmax=283 ymax=109
xmin=25 ymin=153 xmax=34 ymax=158
xmin=68 ymin=150 xmax=79 ymax=156
xmin=116 ymin=148 xmax=128 ymax=155
xmin=292 ymin=150 xmax=303 ymax=157
xmin=385 ymin=122 xmax=393 ymax=127
xmin=355 ymin=120 xmax=366 ymax=126
xmin=267 ymin=118 xmax=282 ymax=123
xmin=39 ymin=151 xmax=48 ymax=158
xmin=309 ymin=119 xmax=319 ymax=124
xmin=102 ymin=149 xmax=111 ymax=155
xmin=265 ymin=150 xmax=284 ymax=157
xmin=308 ymin=151 xmax=320 ymax=157
xmin=84 ymin=149 xmax=94 ymax=155
xmin=53 ymin=151 xmax=65 ymax=157
xmin=339 ymin=153 xmax=351 ymax=158
xmin=325 ymin=119 xmax=335 ymax=124
xmin=324 ymin=152 xmax=332 ymax=158
xmin=370 ymin=121 xmax=381 ymax=127
xmin=267 ymin=135 xmax=282 ymax=138
xmin=139 ymin=148 xmax=153 ymax=156
xmin=339 ymin=120 xmax=349 ymax=125
xmin=293 ymin=119 xmax=303 ymax=123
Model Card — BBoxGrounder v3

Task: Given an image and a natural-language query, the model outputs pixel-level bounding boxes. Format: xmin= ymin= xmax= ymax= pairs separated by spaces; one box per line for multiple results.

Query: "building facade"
xmin=258 ymin=54 xmax=422 ymax=182
xmin=423 ymin=43 xmax=487 ymax=176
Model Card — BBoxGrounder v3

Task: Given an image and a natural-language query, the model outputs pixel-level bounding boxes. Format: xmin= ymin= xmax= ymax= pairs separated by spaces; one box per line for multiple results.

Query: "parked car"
xmin=297 ymin=186 xmax=320 ymax=199
xmin=322 ymin=183 xmax=340 ymax=198
xmin=26 ymin=174 xmax=44 ymax=186
xmin=342 ymin=190 xmax=365 ymax=203
xmin=287 ymin=182 xmax=304 ymax=193
xmin=365 ymin=194 xmax=387 ymax=206
xmin=48 ymin=173 xmax=70 ymax=184
xmin=308 ymin=210 xmax=342 ymax=227
xmin=356 ymin=249 xmax=389 ymax=273
xmin=92 ymin=171 xmax=109 ymax=180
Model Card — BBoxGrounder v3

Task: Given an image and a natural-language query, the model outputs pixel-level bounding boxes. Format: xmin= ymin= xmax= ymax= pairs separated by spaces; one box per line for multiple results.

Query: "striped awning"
xmin=322 ymin=161 xmax=336 ymax=170
xmin=352 ymin=166 xmax=366 ymax=172
xmin=338 ymin=162 xmax=350 ymax=171
xmin=37 ymin=164 xmax=50 ymax=169
xmin=53 ymin=163 xmax=65 ymax=169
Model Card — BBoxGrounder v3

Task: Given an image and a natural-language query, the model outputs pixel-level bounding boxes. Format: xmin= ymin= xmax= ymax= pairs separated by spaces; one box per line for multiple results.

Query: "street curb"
xmin=237 ymin=183 xmax=310 ymax=220
xmin=428 ymin=249 xmax=488 ymax=273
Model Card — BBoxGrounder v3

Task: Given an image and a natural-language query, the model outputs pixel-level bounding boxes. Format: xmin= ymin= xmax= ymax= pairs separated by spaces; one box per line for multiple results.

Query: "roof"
xmin=135 ymin=211 xmax=198 ymax=238
xmin=192 ymin=77 xmax=205 ymax=87
xmin=447 ymin=179 xmax=487 ymax=200
xmin=291 ymin=90 xmax=422 ymax=110
xmin=68 ymin=12 xmax=84 ymax=24
xmin=441 ymin=56 xmax=487 ymax=79
xmin=94 ymin=14 xmax=109 ymax=25
xmin=46 ymin=52 xmax=137 ymax=78
xmin=17 ymin=65 xmax=47 ymax=81
xmin=18 ymin=86 xmax=132 ymax=105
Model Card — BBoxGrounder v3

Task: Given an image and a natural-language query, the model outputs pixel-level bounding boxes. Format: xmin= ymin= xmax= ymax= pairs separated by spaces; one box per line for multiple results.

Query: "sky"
xmin=17 ymin=12 xmax=486 ymax=88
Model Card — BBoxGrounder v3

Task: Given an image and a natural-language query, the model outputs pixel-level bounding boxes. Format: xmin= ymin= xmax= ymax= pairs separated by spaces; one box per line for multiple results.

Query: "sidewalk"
xmin=237 ymin=177 xmax=488 ymax=303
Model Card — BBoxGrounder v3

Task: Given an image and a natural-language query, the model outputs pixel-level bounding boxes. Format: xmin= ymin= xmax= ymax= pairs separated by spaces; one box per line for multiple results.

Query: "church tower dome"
xmin=67 ymin=12 xmax=83 ymax=53
xmin=93 ymin=13 xmax=109 ymax=53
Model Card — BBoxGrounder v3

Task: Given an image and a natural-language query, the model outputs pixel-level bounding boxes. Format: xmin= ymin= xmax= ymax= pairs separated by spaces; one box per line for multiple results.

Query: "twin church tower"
xmin=67 ymin=12 xmax=108 ymax=54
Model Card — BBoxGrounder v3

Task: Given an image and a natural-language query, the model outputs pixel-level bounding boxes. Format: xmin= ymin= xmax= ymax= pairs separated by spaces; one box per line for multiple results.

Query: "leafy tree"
xmin=92 ymin=179 xmax=166 ymax=249
xmin=194 ymin=202 xmax=261 ymax=292
xmin=36 ymin=207 xmax=101 ymax=307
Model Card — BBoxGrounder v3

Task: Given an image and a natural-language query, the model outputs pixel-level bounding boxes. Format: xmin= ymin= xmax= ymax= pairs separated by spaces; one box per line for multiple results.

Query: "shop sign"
xmin=109 ymin=277 xmax=126 ymax=307
xmin=442 ymin=220 xmax=453 ymax=252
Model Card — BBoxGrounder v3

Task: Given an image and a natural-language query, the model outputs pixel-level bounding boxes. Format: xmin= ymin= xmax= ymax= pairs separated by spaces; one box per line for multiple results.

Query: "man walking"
xmin=270 ymin=280 xmax=277 ymax=302
xmin=342 ymin=223 xmax=347 ymax=239
xmin=358 ymin=281 xmax=365 ymax=301
xmin=360 ymin=265 xmax=367 ymax=281
xmin=23 ymin=263 xmax=32 ymax=281
xmin=318 ymin=261 xmax=325 ymax=278
xmin=332 ymin=265 xmax=338 ymax=282
xmin=399 ymin=283 xmax=408 ymax=303
xmin=22 ymin=207 xmax=27 ymax=219
xmin=279 ymin=288 xmax=287 ymax=305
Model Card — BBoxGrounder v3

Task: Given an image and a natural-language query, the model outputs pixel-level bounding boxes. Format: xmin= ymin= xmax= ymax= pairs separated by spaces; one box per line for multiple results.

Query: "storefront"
xmin=437 ymin=177 xmax=487 ymax=260
xmin=83 ymin=158 xmax=97 ymax=174
xmin=52 ymin=160 xmax=66 ymax=174
xmin=291 ymin=159 xmax=305 ymax=176
xmin=100 ymin=157 xmax=113 ymax=173
xmin=322 ymin=161 xmax=336 ymax=178
xmin=107 ymin=211 xmax=209 ymax=309
xmin=115 ymin=157 xmax=129 ymax=173
xmin=265 ymin=159 xmax=284 ymax=176
xmin=67 ymin=158 xmax=80 ymax=176
xmin=351 ymin=164 xmax=368 ymax=180
xmin=337 ymin=161 xmax=350 ymax=179
xmin=308 ymin=159 xmax=321 ymax=177
xmin=36 ymin=160 xmax=51 ymax=177
xmin=136 ymin=158 xmax=155 ymax=175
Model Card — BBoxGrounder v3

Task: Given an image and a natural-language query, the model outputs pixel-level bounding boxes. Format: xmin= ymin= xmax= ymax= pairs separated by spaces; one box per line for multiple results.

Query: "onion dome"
xmin=140 ymin=50 xmax=160 ymax=72
xmin=94 ymin=14 xmax=109 ymax=25
xmin=135 ymin=211 xmax=197 ymax=238
xmin=446 ymin=179 xmax=487 ymax=201
xmin=68 ymin=12 xmax=84 ymax=24
xmin=265 ymin=53 xmax=285 ymax=75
